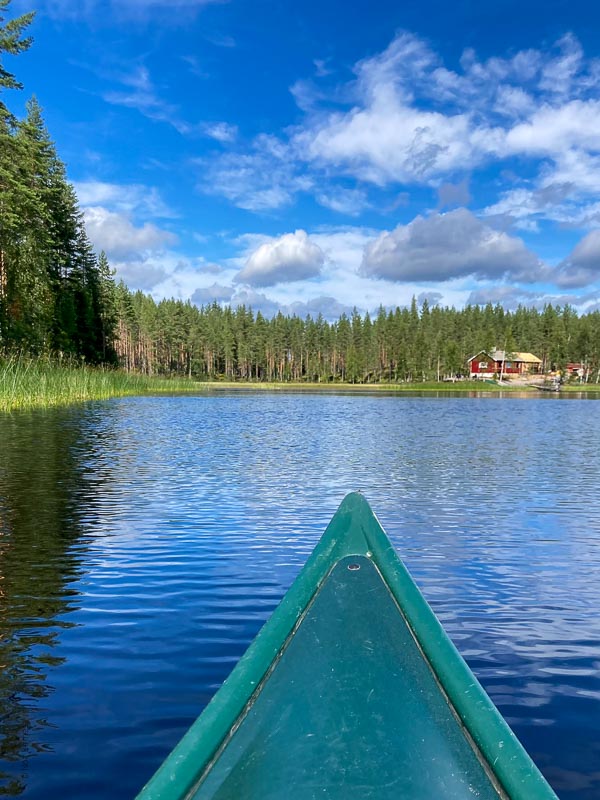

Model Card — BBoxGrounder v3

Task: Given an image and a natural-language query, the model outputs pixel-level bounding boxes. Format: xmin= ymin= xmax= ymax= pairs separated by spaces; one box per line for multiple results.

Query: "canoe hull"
xmin=136 ymin=493 xmax=558 ymax=800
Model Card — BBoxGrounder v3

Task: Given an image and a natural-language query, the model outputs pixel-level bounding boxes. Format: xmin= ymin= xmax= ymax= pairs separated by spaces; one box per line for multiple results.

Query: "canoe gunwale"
xmin=365 ymin=556 xmax=511 ymax=800
xmin=185 ymin=562 xmax=333 ymax=798
xmin=135 ymin=493 xmax=558 ymax=800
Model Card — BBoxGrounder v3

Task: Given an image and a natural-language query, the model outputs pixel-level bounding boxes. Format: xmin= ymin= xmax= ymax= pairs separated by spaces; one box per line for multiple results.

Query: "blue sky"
xmin=8 ymin=0 xmax=600 ymax=318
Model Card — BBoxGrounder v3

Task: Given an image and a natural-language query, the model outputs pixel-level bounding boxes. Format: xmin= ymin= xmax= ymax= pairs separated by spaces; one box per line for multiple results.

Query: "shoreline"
xmin=194 ymin=380 xmax=525 ymax=392
xmin=3 ymin=363 xmax=599 ymax=412
xmin=194 ymin=380 xmax=600 ymax=394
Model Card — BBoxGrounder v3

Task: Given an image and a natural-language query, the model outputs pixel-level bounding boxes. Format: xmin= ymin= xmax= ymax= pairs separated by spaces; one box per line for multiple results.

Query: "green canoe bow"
xmin=136 ymin=492 xmax=558 ymax=800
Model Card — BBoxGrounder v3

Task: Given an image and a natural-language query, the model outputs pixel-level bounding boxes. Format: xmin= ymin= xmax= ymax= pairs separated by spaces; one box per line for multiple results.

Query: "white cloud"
xmin=543 ymin=151 xmax=600 ymax=197
xmin=109 ymin=257 xmax=170 ymax=291
xmin=101 ymin=64 xmax=219 ymax=135
xmin=191 ymin=283 xmax=235 ymax=305
xmin=235 ymin=230 xmax=325 ymax=287
xmin=503 ymin=100 xmax=600 ymax=157
xmin=417 ymin=291 xmax=443 ymax=307
xmin=481 ymin=184 xmax=575 ymax=226
xmin=288 ymin=296 xmax=354 ymax=319
xmin=538 ymin=33 xmax=584 ymax=97
xmin=105 ymin=248 xmax=239 ymax=299
xmin=297 ymin=99 xmax=477 ymax=185
xmin=102 ymin=65 xmax=184 ymax=128
xmin=292 ymin=33 xmax=490 ymax=184
xmin=189 ymin=285 xmax=353 ymax=321
xmin=202 ymin=122 xmax=238 ymax=143
xmin=295 ymin=32 xmax=600 ymax=187
xmin=226 ymin=289 xmax=283 ymax=316
xmin=555 ymin=230 xmax=600 ymax=288
xmin=467 ymin=285 xmax=537 ymax=308
xmin=493 ymin=86 xmax=536 ymax=118
xmin=200 ymin=135 xmax=312 ymax=211
xmin=315 ymin=187 xmax=369 ymax=216
xmin=74 ymin=180 xmax=175 ymax=218
xmin=361 ymin=209 xmax=547 ymax=283
xmin=204 ymin=33 xmax=236 ymax=48
xmin=198 ymin=30 xmax=600 ymax=220
xmin=480 ymin=169 xmax=600 ymax=230
xmin=467 ymin=285 xmax=598 ymax=309
xmin=83 ymin=206 xmax=177 ymax=256
xmin=97 ymin=221 xmax=479 ymax=314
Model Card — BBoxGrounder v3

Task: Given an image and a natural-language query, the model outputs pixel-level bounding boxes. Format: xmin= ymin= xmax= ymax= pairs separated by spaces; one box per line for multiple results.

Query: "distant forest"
xmin=114 ymin=293 xmax=600 ymax=382
xmin=2 ymin=3 xmax=600 ymax=384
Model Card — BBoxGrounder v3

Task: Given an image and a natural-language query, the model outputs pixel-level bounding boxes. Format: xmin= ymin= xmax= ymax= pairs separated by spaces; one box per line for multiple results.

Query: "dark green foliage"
xmin=0 ymin=4 xmax=117 ymax=363
xmin=112 ymin=292 xmax=600 ymax=384
xmin=2 ymin=1 xmax=600 ymax=384
xmin=0 ymin=0 xmax=34 ymax=94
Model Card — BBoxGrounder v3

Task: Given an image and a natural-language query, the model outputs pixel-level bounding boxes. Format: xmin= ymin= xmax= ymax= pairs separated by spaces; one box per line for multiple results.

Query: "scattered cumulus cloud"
xmin=200 ymin=135 xmax=312 ymax=211
xmin=191 ymin=283 xmax=235 ymax=305
xmin=59 ymin=26 xmax=600 ymax=305
xmin=73 ymin=180 xmax=175 ymax=218
xmin=288 ymin=295 xmax=354 ymax=319
xmin=467 ymin=285 xmax=537 ymax=308
xmin=202 ymin=29 xmax=600 ymax=235
xmin=83 ymin=207 xmax=178 ymax=256
xmin=315 ymin=187 xmax=369 ymax=216
xmin=555 ymin=230 xmax=600 ymax=288
xmin=467 ymin=285 xmax=599 ymax=310
xmin=417 ymin=291 xmax=443 ymax=306
xmin=236 ymin=230 xmax=325 ymax=287
xmin=361 ymin=209 xmax=547 ymax=283
xmin=190 ymin=286 xmax=354 ymax=321
xmin=109 ymin=257 xmax=170 ymax=292
xmin=294 ymin=31 xmax=600 ymax=187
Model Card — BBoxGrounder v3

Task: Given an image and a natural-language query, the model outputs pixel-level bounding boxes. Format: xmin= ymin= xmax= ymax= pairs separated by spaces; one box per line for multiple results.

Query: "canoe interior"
xmin=192 ymin=554 xmax=501 ymax=799
xmin=135 ymin=493 xmax=558 ymax=800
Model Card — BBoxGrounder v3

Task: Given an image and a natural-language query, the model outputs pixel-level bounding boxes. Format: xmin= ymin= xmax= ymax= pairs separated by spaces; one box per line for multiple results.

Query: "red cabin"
xmin=467 ymin=350 xmax=542 ymax=379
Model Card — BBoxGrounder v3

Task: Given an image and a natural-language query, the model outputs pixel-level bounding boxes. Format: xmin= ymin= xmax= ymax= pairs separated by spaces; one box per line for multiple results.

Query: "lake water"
xmin=1 ymin=393 xmax=600 ymax=799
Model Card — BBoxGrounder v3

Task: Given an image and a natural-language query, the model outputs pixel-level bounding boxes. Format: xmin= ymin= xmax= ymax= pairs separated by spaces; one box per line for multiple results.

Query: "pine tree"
xmin=0 ymin=1 xmax=34 ymax=344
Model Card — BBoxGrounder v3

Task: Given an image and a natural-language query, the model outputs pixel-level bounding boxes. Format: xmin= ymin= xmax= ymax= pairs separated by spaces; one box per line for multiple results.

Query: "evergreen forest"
xmin=2 ymin=2 xmax=600 ymax=385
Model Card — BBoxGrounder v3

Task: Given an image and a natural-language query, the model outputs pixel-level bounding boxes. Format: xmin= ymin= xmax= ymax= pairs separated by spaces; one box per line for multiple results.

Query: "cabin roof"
xmin=512 ymin=352 xmax=542 ymax=363
xmin=466 ymin=350 xmax=492 ymax=363
xmin=467 ymin=349 xmax=541 ymax=364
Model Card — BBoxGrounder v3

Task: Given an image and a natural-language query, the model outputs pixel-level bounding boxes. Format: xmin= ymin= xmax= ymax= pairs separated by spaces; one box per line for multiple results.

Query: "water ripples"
xmin=1 ymin=394 xmax=600 ymax=798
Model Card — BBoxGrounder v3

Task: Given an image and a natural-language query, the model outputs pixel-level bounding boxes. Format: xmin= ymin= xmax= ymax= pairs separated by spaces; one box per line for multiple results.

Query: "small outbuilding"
xmin=467 ymin=350 xmax=542 ymax=379
xmin=565 ymin=362 xmax=586 ymax=379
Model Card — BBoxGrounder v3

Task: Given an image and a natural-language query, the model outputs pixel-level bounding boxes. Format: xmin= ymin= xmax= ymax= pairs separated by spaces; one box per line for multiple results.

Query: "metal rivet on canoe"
xmin=348 ymin=563 xmax=361 ymax=571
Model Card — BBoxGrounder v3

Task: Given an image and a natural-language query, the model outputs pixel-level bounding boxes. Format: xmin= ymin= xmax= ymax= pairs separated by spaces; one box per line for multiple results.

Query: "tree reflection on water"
xmin=0 ymin=409 xmax=97 ymax=795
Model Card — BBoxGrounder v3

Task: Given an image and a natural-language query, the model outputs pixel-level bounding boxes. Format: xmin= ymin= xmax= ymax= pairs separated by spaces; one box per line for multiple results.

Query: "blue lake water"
xmin=1 ymin=393 xmax=600 ymax=798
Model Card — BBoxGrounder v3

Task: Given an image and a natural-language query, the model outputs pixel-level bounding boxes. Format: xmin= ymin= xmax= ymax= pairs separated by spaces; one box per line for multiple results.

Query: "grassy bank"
xmin=5 ymin=359 xmax=598 ymax=412
xmin=196 ymin=380 xmax=528 ymax=393
xmin=0 ymin=358 xmax=199 ymax=412
xmin=560 ymin=383 xmax=600 ymax=392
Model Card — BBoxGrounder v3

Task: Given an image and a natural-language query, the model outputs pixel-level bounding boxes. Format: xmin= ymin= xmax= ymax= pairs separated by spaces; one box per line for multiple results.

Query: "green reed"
xmin=0 ymin=357 xmax=199 ymax=412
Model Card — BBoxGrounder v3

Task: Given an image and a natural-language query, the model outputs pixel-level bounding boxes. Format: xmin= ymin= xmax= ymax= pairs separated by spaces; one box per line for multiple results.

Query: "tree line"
xmin=0 ymin=2 xmax=118 ymax=364
xmin=3 ymin=1 xmax=600 ymax=384
xmin=113 ymin=289 xmax=600 ymax=383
